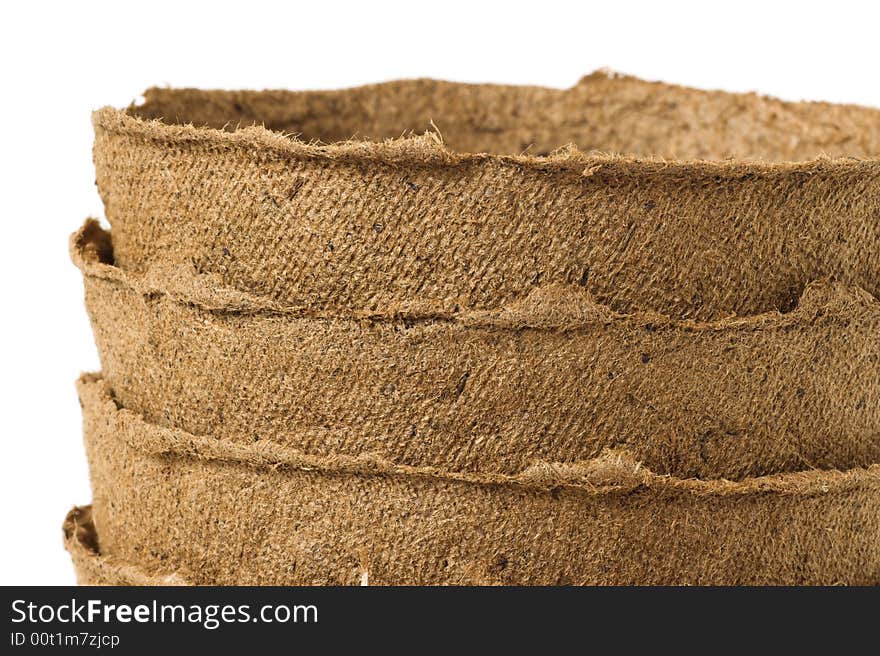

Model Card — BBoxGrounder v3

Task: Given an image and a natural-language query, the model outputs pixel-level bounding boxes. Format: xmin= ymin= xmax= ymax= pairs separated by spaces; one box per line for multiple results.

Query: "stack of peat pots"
xmin=66 ymin=72 xmax=880 ymax=585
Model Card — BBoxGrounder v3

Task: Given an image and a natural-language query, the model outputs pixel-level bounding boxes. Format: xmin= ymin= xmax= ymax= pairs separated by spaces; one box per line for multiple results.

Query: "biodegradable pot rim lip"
xmin=94 ymin=101 xmax=880 ymax=175
xmin=71 ymin=218 xmax=880 ymax=327
xmin=78 ymin=373 xmax=880 ymax=497
xmin=63 ymin=506 xmax=189 ymax=586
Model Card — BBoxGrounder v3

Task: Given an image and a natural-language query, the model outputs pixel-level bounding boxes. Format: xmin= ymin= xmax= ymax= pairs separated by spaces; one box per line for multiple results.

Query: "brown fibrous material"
xmin=77 ymin=375 xmax=880 ymax=586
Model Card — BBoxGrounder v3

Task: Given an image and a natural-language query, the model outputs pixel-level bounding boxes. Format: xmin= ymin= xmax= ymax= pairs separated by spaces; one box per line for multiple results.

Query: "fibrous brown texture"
xmin=78 ymin=374 xmax=880 ymax=586
xmin=129 ymin=73 xmax=880 ymax=159
xmin=74 ymin=73 xmax=880 ymax=586
xmin=74 ymin=220 xmax=880 ymax=480
xmin=94 ymin=73 xmax=880 ymax=322
xmin=63 ymin=506 xmax=186 ymax=586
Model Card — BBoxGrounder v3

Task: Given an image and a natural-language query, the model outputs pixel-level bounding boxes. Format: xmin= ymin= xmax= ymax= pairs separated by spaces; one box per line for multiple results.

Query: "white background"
xmin=1 ymin=0 xmax=878 ymax=585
